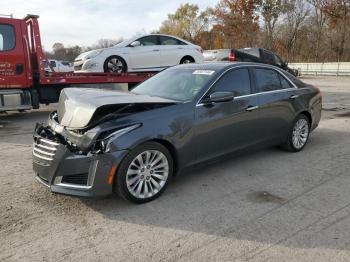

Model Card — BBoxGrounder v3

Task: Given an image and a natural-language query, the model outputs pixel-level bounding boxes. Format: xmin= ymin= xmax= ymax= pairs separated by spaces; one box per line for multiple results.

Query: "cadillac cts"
xmin=32 ymin=63 xmax=322 ymax=203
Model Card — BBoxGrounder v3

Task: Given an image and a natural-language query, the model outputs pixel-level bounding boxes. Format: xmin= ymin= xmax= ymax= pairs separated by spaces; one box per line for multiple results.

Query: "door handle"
xmin=290 ymin=94 xmax=299 ymax=99
xmin=153 ymin=49 xmax=160 ymax=52
xmin=246 ymin=105 xmax=259 ymax=111
xmin=15 ymin=64 xmax=24 ymax=75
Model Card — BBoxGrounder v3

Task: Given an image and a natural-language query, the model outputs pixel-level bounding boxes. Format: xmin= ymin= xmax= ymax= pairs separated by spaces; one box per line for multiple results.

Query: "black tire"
xmin=282 ymin=114 xmax=310 ymax=152
xmin=103 ymin=55 xmax=127 ymax=73
xmin=180 ymin=56 xmax=195 ymax=64
xmin=114 ymin=142 xmax=173 ymax=203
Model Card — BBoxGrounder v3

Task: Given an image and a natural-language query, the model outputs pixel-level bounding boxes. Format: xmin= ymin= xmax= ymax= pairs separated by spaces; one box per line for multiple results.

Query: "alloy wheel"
xmin=107 ymin=58 xmax=124 ymax=73
xmin=292 ymin=118 xmax=309 ymax=149
xmin=126 ymin=150 xmax=169 ymax=199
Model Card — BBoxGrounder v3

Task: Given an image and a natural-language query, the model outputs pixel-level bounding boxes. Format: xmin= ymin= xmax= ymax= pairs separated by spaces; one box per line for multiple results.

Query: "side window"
xmin=279 ymin=74 xmax=293 ymax=89
xmin=254 ymin=68 xmax=282 ymax=92
xmin=0 ymin=24 xmax=15 ymax=51
xmin=159 ymin=36 xmax=186 ymax=45
xmin=136 ymin=35 xmax=158 ymax=46
xmin=50 ymin=61 xmax=57 ymax=67
xmin=211 ymin=68 xmax=251 ymax=97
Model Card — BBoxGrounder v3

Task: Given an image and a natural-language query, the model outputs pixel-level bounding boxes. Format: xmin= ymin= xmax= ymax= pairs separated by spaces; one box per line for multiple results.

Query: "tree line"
xmin=47 ymin=0 xmax=349 ymax=63
xmin=158 ymin=0 xmax=349 ymax=62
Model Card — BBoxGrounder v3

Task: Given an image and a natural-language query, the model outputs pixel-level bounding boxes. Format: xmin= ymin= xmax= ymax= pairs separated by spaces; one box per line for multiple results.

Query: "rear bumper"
xmin=32 ymin=124 xmax=128 ymax=198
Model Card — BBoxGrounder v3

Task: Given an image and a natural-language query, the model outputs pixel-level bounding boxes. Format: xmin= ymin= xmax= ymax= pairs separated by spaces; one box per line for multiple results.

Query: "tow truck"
xmin=0 ymin=14 xmax=155 ymax=111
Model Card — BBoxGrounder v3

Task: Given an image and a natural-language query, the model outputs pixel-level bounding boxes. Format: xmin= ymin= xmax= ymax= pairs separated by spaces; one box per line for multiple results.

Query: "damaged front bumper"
xmin=32 ymin=123 xmax=128 ymax=198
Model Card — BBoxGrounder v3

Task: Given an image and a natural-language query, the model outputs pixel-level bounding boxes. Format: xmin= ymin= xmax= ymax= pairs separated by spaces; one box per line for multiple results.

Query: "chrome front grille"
xmin=33 ymin=138 xmax=59 ymax=163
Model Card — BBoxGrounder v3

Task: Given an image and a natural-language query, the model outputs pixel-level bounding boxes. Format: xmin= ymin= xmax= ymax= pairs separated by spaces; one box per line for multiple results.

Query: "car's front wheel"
xmin=282 ymin=114 xmax=310 ymax=152
xmin=180 ymin=56 xmax=195 ymax=64
xmin=115 ymin=142 xmax=173 ymax=203
xmin=103 ymin=55 xmax=127 ymax=73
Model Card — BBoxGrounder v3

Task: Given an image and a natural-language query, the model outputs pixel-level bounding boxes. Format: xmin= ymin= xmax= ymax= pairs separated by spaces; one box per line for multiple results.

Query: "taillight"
xmin=229 ymin=50 xmax=235 ymax=62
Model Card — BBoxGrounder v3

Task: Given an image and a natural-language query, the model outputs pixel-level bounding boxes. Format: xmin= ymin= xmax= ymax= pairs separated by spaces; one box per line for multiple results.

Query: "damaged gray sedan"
xmin=32 ymin=63 xmax=322 ymax=203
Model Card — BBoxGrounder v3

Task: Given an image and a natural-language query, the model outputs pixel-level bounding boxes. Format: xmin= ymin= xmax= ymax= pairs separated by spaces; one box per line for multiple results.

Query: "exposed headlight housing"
xmin=95 ymin=124 xmax=141 ymax=153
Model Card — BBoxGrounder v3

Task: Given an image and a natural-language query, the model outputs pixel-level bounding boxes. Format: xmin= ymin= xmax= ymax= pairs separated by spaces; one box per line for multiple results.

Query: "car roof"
xmin=172 ymin=62 xmax=281 ymax=72
xmin=135 ymin=34 xmax=194 ymax=45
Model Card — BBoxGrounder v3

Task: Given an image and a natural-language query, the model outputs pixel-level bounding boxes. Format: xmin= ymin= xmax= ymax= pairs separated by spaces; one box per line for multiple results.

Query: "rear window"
xmin=279 ymin=74 xmax=293 ymax=89
xmin=159 ymin=36 xmax=187 ymax=45
xmin=0 ymin=24 xmax=15 ymax=51
xmin=283 ymin=71 xmax=308 ymax=88
xmin=253 ymin=68 xmax=282 ymax=92
xmin=239 ymin=48 xmax=260 ymax=57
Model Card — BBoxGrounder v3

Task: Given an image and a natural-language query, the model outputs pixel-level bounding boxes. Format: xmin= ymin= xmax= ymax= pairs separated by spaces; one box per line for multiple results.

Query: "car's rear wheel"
xmin=115 ymin=142 xmax=173 ymax=203
xmin=282 ymin=114 xmax=310 ymax=152
xmin=180 ymin=56 xmax=195 ymax=64
xmin=103 ymin=55 xmax=127 ymax=73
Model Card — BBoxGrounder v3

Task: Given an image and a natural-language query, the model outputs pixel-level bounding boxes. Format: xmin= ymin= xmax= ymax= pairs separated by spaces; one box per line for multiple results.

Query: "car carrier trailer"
xmin=0 ymin=14 xmax=155 ymax=111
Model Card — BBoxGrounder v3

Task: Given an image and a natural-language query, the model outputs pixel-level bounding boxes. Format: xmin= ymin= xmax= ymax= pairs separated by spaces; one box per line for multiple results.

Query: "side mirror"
xmin=202 ymin=91 xmax=234 ymax=104
xmin=130 ymin=41 xmax=141 ymax=47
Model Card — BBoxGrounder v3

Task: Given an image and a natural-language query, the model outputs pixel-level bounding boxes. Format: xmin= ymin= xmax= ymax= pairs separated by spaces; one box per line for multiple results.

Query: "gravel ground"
xmin=0 ymin=76 xmax=349 ymax=262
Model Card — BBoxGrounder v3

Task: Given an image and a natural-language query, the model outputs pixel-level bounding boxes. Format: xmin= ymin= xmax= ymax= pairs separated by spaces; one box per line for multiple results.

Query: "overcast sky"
xmin=2 ymin=0 xmax=218 ymax=51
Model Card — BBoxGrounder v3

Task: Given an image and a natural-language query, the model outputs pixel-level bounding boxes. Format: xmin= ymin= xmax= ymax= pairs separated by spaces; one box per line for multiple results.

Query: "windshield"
xmin=131 ymin=68 xmax=216 ymax=101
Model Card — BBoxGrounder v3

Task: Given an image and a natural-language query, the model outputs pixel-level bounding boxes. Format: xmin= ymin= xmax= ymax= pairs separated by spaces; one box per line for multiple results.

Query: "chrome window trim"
xmin=196 ymin=64 xmax=298 ymax=107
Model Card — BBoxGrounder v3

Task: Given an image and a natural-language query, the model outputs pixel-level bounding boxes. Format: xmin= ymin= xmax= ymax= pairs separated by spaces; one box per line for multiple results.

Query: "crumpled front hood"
xmin=57 ymin=88 xmax=176 ymax=129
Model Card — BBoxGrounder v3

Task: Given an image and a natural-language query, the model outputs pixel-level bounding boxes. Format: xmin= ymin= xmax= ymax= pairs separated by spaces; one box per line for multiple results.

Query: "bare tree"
xmin=324 ymin=0 xmax=350 ymax=61
xmin=259 ymin=0 xmax=288 ymax=50
xmin=277 ymin=0 xmax=311 ymax=61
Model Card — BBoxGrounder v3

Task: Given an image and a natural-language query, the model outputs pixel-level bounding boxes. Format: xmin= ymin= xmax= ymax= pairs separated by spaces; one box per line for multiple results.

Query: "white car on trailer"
xmin=74 ymin=34 xmax=204 ymax=73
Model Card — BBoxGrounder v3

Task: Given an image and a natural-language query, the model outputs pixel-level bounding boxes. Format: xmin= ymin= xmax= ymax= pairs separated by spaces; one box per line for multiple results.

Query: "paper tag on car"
xmin=192 ymin=70 xmax=215 ymax=75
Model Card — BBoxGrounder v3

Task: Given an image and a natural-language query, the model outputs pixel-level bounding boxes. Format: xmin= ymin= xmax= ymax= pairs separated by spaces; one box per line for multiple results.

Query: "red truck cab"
xmin=0 ymin=15 xmax=35 ymax=110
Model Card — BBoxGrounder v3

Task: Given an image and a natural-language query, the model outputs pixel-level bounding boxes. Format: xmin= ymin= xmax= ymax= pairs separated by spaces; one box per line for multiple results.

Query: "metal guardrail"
xmin=289 ymin=62 xmax=350 ymax=76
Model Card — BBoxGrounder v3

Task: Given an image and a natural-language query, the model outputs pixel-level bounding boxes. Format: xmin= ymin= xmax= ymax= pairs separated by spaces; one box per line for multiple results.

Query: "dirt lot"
xmin=1 ymin=76 xmax=350 ymax=262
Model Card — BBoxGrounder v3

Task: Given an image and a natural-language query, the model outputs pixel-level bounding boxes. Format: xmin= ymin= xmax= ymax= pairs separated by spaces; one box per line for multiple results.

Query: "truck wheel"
xmin=103 ymin=56 xmax=127 ymax=73
xmin=115 ymin=142 xmax=173 ymax=203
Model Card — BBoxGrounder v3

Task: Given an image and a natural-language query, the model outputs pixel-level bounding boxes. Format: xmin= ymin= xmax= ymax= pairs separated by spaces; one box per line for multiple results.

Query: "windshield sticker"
xmin=192 ymin=70 xmax=215 ymax=75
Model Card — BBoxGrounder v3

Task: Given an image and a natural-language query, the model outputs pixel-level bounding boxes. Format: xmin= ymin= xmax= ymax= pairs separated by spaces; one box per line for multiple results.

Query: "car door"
xmin=0 ymin=21 xmax=28 ymax=89
xmin=252 ymin=67 xmax=297 ymax=143
xmin=194 ymin=68 xmax=260 ymax=163
xmin=128 ymin=35 xmax=162 ymax=70
xmin=158 ymin=35 xmax=185 ymax=67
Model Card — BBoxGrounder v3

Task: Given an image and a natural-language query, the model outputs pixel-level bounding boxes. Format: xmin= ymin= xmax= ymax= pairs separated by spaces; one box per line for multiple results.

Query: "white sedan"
xmin=45 ymin=60 xmax=74 ymax=72
xmin=73 ymin=34 xmax=204 ymax=73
